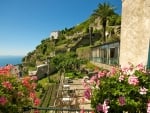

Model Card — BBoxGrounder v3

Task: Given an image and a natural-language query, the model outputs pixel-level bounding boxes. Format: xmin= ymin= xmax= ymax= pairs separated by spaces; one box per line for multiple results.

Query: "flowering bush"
xmin=0 ymin=74 xmax=40 ymax=113
xmin=82 ymin=63 xmax=150 ymax=113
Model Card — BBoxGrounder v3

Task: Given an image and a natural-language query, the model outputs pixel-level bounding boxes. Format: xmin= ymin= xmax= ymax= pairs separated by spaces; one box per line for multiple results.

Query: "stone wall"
xmin=119 ymin=0 xmax=150 ymax=67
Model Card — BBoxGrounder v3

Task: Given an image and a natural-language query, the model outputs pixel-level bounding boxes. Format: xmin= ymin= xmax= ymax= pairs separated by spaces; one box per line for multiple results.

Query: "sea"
xmin=0 ymin=56 xmax=23 ymax=67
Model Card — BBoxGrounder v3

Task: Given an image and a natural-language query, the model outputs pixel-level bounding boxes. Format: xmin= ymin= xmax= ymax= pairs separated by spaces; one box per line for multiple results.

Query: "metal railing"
xmin=23 ymin=106 xmax=93 ymax=113
xmin=91 ymin=57 xmax=119 ymax=65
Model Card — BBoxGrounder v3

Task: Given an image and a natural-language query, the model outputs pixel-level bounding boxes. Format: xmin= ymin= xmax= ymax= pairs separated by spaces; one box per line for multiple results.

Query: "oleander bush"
xmin=0 ymin=75 xmax=40 ymax=113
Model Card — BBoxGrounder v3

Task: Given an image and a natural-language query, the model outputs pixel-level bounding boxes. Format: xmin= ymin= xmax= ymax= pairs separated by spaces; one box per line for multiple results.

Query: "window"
xmin=110 ymin=48 xmax=115 ymax=58
xmin=110 ymin=47 xmax=118 ymax=58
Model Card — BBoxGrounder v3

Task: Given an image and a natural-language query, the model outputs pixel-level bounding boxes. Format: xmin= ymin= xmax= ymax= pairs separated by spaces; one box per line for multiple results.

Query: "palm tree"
xmin=92 ymin=2 xmax=115 ymax=42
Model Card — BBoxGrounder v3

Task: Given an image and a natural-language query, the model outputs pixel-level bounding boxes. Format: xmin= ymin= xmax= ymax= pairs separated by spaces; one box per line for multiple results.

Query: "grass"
xmin=34 ymin=72 xmax=60 ymax=112
xmin=36 ymin=72 xmax=60 ymax=99
xmin=37 ymin=73 xmax=60 ymax=87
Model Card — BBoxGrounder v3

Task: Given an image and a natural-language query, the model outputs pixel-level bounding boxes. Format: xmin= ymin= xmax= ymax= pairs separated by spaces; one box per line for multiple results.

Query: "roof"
xmin=36 ymin=64 xmax=48 ymax=68
xmin=91 ymin=40 xmax=120 ymax=48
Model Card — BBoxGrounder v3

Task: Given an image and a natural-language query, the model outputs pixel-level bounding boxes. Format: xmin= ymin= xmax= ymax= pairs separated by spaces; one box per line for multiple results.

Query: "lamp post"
xmin=47 ymin=57 xmax=50 ymax=83
xmin=89 ymin=27 xmax=93 ymax=46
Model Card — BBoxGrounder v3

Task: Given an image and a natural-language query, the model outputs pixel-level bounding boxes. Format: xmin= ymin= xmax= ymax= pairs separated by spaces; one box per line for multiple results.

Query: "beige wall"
xmin=119 ymin=0 xmax=150 ymax=67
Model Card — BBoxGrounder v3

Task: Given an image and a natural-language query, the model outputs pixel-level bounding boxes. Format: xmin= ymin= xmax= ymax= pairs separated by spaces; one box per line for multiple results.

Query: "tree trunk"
xmin=103 ymin=19 xmax=107 ymax=42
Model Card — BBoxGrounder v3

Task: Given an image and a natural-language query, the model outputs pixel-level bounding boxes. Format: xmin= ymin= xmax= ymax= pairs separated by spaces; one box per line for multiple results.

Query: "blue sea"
xmin=0 ymin=56 xmax=23 ymax=67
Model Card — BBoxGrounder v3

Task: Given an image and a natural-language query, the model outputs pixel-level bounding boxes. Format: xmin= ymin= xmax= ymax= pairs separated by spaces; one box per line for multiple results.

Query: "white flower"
xmin=139 ymin=87 xmax=148 ymax=95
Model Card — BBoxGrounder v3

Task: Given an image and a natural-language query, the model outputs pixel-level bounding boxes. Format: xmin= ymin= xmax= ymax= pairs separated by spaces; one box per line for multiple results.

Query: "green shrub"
xmin=83 ymin=63 xmax=150 ymax=113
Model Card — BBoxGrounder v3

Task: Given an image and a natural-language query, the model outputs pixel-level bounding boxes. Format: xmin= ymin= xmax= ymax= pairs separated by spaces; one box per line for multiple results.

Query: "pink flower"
xmin=119 ymin=75 xmax=125 ymax=82
xmin=84 ymin=87 xmax=91 ymax=100
xmin=0 ymin=96 xmax=7 ymax=106
xmin=2 ymin=81 xmax=13 ymax=90
xmin=128 ymin=75 xmax=139 ymax=86
xmin=82 ymin=79 xmax=88 ymax=88
xmin=110 ymin=67 xmax=116 ymax=75
xmin=90 ymin=75 xmax=97 ymax=83
xmin=96 ymin=104 xmax=103 ymax=112
xmin=80 ymin=108 xmax=84 ymax=113
xmin=104 ymin=99 xmax=110 ymax=106
xmin=147 ymin=100 xmax=150 ymax=113
xmin=96 ymin=102 xmax=110 ymax=113
xmin=89 ymin=75 xmax=99 ymax=86
xmin=136 ymin=63 xmax=145 ymax=71
xmin=30 ymin=76 xmax=38 ymax=81
xmin=98 ymin=71 xmax=105 ymax=78
xmin=121 ymin=67 xmax=129 ymax=74
xmin=118 ymin=96 xmax=126 ymax=106
xmin=103 ymin=103 xmax=110 ymax=113
xmin=106 ymin=72 xmax=111 ymax=77
xmin=139 ymin=87 xmax=148 ymax=95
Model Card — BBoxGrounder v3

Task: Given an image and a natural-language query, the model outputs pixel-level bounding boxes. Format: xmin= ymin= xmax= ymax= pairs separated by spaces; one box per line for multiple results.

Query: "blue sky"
xmin=0 ymin=0 xmax=122 ymax=56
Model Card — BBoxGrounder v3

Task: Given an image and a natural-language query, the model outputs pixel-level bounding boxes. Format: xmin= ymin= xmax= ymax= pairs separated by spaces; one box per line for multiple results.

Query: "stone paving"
xmin=63 ymin=77 xmax=92 ymax=109
xmin=54 ymin=75 xmax=92 ymax=110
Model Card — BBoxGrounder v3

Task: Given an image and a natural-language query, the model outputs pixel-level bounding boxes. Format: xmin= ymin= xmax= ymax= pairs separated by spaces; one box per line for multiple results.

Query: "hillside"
xmin=21 ymin=4 xmax=121 ymax=74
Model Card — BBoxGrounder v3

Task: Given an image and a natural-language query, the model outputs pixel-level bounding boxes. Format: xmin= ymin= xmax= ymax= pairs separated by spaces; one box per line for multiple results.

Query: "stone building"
xmin=119 ymin=0 xmax=150 ymax=67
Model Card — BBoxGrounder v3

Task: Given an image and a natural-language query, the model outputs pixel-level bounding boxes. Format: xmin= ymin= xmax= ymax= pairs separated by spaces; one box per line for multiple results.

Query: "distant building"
xmin=50 ymin=31 xmax=60 ymax=40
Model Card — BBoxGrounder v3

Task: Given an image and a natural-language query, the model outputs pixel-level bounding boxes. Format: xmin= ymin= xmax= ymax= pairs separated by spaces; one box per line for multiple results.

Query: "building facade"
xmin=119 ymin=0 xmax=150 ymax=67
xmin=50 ymin=31 xmax=60 ymax=40
xmin=91 ymin=41 xmax=120 ymax=66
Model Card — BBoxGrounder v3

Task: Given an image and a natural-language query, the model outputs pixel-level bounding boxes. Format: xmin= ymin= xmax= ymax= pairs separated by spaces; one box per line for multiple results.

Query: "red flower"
xmin=30 ymin=92 xmax=36 ymax=100
xmin=2 ymin=81 xmax=13 ymax=90
xmin=118 ymin=96 xmax=126 ymax=106
xmin=21 ymin=77 xmax=31 ymax=89
xmin=0 ymin=96 xmax=7 ymax=106
xmin=34 ymin=98 xmax=40 ymax=106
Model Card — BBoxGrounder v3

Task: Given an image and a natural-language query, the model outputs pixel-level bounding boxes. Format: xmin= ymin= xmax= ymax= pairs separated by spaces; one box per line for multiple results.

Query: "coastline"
xmin=0 ymin=56 xmax=23 ymax=67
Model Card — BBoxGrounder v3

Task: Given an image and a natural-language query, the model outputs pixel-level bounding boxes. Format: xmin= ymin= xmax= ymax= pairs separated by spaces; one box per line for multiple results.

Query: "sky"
xmin=0 ymin=0 xmax=122 ymax=56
